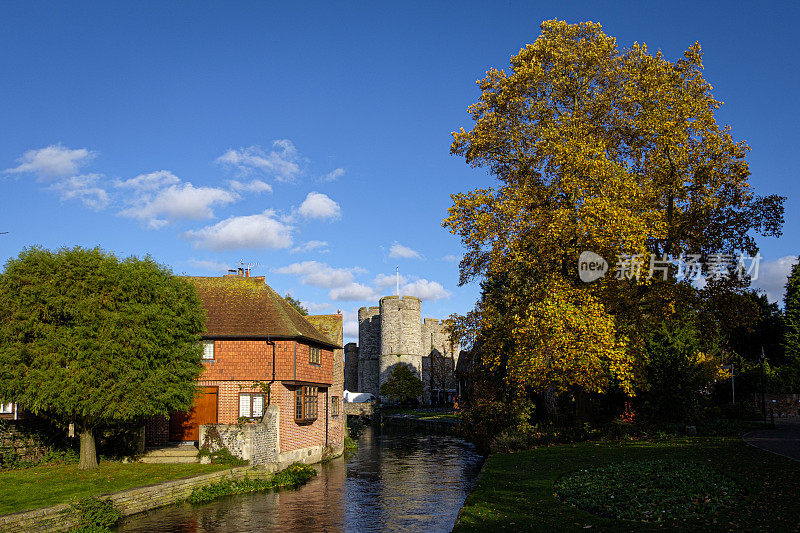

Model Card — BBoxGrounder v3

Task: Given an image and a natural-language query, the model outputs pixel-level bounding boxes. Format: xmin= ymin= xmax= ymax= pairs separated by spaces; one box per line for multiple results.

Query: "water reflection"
xmin=116 ymin=425 xmax=483 ymax=532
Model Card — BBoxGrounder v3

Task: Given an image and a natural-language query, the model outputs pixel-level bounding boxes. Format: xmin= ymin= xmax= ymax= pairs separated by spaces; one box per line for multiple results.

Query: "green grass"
xmin=0 ymin=462 xmax=230 ymax=515
xmin=454 ymin=437 xmax=800 ymax=532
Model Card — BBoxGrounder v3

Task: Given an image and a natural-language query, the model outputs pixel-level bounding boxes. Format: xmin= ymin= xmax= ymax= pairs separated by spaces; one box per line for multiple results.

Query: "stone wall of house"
xmin=199 ymin=405 xmax=279 ymax=465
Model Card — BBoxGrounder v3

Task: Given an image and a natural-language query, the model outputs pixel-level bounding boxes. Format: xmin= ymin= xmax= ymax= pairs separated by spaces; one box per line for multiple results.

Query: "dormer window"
xmin=202 ymin=340 xmax=215 ymax=360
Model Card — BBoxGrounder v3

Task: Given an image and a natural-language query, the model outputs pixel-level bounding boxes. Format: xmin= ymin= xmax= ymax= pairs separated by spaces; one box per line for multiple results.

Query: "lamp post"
xmin=722 ymin=363 xmax=735 ymax=404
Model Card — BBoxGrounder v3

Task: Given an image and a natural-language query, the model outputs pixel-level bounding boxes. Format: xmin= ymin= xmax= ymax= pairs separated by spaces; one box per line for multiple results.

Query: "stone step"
xmin=140 ymin=454 xmax=199 ymax=464
xmin=140 ymin=445 xmax=199 ymax=463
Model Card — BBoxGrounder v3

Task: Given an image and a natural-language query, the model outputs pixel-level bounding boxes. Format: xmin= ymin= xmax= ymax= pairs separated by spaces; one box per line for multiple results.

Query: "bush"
xmin=188 ymin=463 xmax=316 ymax=504
xmin=69 ymin=497 xmax=121 ymax=532
xmin=197 ymin=446 xmax=249 ymax=466
xmin=380 ymin=364 xmax=424 ymax=404
xmin=491 ymin=423 xmax=599 ymax=453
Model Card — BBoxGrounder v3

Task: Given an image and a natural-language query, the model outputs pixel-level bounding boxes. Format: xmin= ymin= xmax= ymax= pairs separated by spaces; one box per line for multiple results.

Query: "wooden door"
xmin=169 ymin=387 xmax=218 ymax=442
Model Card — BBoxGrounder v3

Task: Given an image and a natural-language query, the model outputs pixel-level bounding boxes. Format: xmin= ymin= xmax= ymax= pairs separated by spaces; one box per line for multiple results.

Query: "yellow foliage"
xmin=445 ymin=20 xmax=783 ymax=398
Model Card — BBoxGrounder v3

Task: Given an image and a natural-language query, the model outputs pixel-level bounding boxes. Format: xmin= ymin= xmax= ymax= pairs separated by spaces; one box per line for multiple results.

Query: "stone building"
xmin=345 ymin=295 xmax=459 ymax=404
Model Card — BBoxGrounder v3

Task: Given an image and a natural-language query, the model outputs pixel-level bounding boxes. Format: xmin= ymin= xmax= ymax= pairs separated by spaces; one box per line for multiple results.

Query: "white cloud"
xmin=216 ymin=140 xmax=301 ymax=182
xmin=290 ymin=240 xmax=329 ymax=254
xmin=119 ymin=183 xmax=237 ymax=229
xmin=187 ymin=259 xmax=231 ymax=272
xmin=373 ymin=272 xmax=409 ymax=289
xmin=184 ymin=210 xmax=294 ymax=251
xmin=329 ymin=283 xmax=378 ymax=302
xmin=342 ymin=308 xmax=360 ymax=339
xmin=401 ymin=279 xmax=451 ymax=301
xmin=344 ymin=319 xmax=359 ymax=339
xmin=48 ymin=173 xmax=109 ymax=210
xmin=115 ymin=170 xmax=180 ymax=192
xmin=752 ymin=255 xmax=798 ymax=304
xmin=275 ymin=261 xmax=357 ymax=288
xmin=442 ymin=254 xmax=460 ymax=262
xmin=320 ymin=167 xmax=345 ymax=182
xmin=5 ymin=144 xmax=95 ymax=179
xmin=389 ymin=242 xmax=421 ymax=259
xmin=302 ymin=301 xmax=335 ymax=313
xmin=228 ymin=179 xmax=272 ymax=193
xmin=298 ymin=192 xmax=341 ymax=221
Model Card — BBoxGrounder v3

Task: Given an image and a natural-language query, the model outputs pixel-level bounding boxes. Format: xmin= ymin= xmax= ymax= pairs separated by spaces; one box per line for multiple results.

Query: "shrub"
xmin=188 ymin=463 xmax=316 ymax=504
xmin=380 ymin=364 xmax=424 ymax=404
xmin=69 ymin=497 xmax=121 ymax=532
xmin=196 ymin=446 xmax=249 ymax=466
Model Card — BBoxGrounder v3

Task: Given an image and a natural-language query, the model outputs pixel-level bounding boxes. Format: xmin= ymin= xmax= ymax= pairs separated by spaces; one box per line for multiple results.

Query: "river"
xmin=115 ymin=425 xmax=484 ymax=532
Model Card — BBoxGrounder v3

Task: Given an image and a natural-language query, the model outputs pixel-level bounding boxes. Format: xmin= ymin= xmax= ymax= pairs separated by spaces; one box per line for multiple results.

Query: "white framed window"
xmin=202 ymin=340 xmax=215 ymax=360
xmin=239 ymin=393 xmax=265 ymax=419
xmin=0 ymin=403 xmax=14 ymax=414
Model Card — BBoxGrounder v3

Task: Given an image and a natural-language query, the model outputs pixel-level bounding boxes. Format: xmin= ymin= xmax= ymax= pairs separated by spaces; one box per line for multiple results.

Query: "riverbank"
xmin=0 ymin=462 xmax=230 ymax=516
xmin=453 ymin=437 xmax=800 ymax=531
xmin=0 ymin=463 xmax=269 ymax=532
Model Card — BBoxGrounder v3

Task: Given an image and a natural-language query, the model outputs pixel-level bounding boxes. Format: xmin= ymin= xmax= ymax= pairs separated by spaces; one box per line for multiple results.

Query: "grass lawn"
xmin=0 ymin=462 xmax=230 ymax=515
xmin=453 ymin=437 xmax=800 ymax=532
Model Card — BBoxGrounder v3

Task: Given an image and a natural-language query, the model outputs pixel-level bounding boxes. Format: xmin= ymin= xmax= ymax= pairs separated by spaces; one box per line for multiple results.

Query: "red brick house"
xmin=145 ymin=273 xmax=345 ymax=461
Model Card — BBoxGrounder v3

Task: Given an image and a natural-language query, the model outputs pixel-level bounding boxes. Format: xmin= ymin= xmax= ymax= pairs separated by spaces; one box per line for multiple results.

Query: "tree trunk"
xmin=79 ymin=428 xmax=98 ymax=471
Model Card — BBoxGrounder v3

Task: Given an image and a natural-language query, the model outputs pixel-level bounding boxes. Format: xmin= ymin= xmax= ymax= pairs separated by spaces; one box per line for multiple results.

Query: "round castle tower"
xmin=357 ymin=306 xmax=381 ymax=396
xmin=378 ymin=295 xmax=423 ymax=388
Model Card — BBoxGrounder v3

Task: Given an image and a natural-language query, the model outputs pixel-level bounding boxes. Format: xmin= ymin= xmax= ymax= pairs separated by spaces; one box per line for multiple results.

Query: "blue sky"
xmin=1 ymin=2 xmax=798 ymax=342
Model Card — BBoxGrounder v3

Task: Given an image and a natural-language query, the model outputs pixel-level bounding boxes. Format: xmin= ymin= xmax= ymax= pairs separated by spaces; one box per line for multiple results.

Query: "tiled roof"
xmin=305 ymin=314 xmax=343 ymax=347
xmin=184 ymin=276 xmax=340 ymax=348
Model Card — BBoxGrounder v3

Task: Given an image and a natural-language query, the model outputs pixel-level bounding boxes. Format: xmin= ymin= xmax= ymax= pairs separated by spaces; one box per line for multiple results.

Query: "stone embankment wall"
xmin=381 ymin=414 xmax=461 ymax=436
xmin=344 ymin=401 xmax=376 ymax=418
xmin=0 ymin=466 xmax=274 ymax=533
xmin=199 ymin=405 xmax=279 ymax=465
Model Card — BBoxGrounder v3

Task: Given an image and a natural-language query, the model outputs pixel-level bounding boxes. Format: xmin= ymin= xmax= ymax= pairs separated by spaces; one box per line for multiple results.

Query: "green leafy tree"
xmin=380 ymin=364 xmax=424 ymax=405
xmin=0 ymin=247 xmax=206 ymax=470
xmin=638 ymin=318 xmax=723 ymax=423
xmin=783 ymin=258 xmax=800 ymax=385
xmin=284 ymin=294 xmax=308 ymax=316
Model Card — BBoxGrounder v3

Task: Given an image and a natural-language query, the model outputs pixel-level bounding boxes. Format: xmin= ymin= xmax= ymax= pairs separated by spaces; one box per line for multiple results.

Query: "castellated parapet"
xmin=352 ymin=295 xmax=459 ymax=403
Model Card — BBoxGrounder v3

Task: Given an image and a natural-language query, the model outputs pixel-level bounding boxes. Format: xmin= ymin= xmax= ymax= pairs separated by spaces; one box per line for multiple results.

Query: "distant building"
xmin=345 ymin=295 xmax=459 ymax=404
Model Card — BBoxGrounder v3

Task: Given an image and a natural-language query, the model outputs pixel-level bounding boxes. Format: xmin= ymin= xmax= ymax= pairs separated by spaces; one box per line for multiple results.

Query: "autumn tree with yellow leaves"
xmin=446 ymin=20 xmax=783 ymax=425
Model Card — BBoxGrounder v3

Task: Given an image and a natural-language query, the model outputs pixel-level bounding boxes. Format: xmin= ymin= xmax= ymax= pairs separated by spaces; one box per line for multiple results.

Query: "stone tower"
xmin=344 ymin=342 xmax=359 ymax=392
xmin=378 ymin=295 xmax=423 ymax=387
xmin=357 ymin=306 xmax=381 ymax=396
xmin=355 ymin=295 xmax=459 ymax=403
